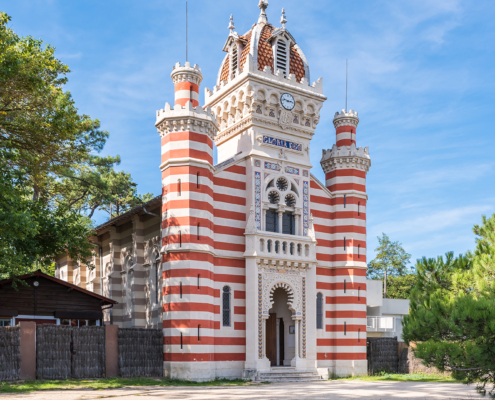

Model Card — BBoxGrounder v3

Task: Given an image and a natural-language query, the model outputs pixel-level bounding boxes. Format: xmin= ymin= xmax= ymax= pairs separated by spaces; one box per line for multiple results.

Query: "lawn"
xmin=0 ymin=377 xmax=252 ymax=393
xmin=332 ymin=372 xmax=460 ymax=383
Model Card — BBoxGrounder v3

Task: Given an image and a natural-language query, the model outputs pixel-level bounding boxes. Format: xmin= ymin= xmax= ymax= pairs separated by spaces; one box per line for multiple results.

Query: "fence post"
xmin=105 ymin=325 xmax=118 ymax=377
xmin=20 ymin=321 xmax=36 ymax=380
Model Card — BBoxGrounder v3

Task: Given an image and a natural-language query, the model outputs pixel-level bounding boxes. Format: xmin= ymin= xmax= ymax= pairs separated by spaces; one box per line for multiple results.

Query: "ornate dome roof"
xmin=217 ymin=3 xmax=310 ymax=85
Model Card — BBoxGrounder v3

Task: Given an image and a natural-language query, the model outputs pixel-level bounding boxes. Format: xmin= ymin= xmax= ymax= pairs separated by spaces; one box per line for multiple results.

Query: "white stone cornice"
xmin=320 ymin=143 xmax=371 ymax=173
xmin=170 ymin=61 xmax=203 ymax=86
xmin=155 ymin=102 xmax=218 ymax=141
xmin=333 ymin=109 xmax=359 ymax=129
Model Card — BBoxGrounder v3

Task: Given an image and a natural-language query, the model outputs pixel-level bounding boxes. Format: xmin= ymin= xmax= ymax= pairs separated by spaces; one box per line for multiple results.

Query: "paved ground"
xmin=2 ymin=381 xmax=483 ymax=400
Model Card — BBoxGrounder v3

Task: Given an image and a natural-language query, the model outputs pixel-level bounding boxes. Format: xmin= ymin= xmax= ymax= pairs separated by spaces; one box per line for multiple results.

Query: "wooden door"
xmin=266 ymin=313 xmax=277 ymax=366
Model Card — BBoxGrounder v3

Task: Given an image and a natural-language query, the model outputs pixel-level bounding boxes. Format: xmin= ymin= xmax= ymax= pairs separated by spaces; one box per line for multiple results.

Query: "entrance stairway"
xmin=256 ymin=367 xmax=322 ymax=382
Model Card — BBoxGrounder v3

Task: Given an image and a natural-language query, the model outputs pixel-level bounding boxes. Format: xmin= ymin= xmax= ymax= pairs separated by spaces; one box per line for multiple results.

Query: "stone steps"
xmin=256 ymin=368 xmax=322 ymax=382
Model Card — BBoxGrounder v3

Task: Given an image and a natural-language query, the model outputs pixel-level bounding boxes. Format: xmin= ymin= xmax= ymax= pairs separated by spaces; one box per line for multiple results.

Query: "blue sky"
xmin=4 ymin=0 xmax=495 ymax=265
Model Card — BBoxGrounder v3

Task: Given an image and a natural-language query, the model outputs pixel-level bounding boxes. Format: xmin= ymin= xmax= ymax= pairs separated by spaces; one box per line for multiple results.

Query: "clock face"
xmin=280 ymin=93 xmax=295 ymax=110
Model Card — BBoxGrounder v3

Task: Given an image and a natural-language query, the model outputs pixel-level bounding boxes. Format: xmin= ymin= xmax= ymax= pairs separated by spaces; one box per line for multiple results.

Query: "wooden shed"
xmin=0 ymin=270 xmax=117 ymax=326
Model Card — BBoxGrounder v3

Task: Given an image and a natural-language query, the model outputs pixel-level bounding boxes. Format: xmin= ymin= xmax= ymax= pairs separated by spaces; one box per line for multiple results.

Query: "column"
xmin=294 ymin=319 xmax=299 ymax=359
xmin=262 ymin=318 xmax=267 ymax=359
xmin=277 ymin=207 xmax=284 ymax=233
xmin=262 ymin=207 xmax=267 ymax=231
xmin=295 ymin=211 xmax=301 ymax=236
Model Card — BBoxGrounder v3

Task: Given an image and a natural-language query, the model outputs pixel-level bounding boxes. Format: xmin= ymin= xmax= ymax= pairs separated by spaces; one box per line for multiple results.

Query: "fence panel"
xmin=118 ymin=328 xmax=162 ymax=378
xmin=0 ymin=327 xmax=21 ymax=382
xmin=367 ymin=337 xmax=398 ymax=374
xmin=36 ymin=325 xmax=71 ymax=380
xmin=71 ymin=326 xmax=106 ymax=379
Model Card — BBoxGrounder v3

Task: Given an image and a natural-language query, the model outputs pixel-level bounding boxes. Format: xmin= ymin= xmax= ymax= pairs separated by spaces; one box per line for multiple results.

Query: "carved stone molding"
xmin=262 ymin=271 xmax=303 ymax=316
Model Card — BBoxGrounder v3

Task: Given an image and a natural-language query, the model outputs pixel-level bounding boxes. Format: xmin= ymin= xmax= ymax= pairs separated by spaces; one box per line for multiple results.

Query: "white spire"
xmin=280 ymin=8 xmax=287 ymax=28
xmin=258 ymin=0 xmax=269 ymax=23
xmin=228 ymin=14 xmax=235 ymax=33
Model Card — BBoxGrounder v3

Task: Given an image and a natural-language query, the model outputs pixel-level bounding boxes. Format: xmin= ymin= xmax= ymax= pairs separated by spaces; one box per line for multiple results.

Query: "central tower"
xmin=204 ymin=2 xmax=327 ymax=375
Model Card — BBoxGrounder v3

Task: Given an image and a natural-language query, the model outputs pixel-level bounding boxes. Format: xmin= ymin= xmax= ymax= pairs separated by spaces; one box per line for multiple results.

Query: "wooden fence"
xmin=0 ymin=324 xmax=163 ymax=382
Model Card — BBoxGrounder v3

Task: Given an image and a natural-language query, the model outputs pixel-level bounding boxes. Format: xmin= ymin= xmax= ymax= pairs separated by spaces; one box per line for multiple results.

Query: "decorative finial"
xmin=280 ymin=8 xmax=287 ymax=28
xmin=228 ymin=14 xmax=235 ymax=33
xmin=258 ymin=0 xmax=269 ymax=23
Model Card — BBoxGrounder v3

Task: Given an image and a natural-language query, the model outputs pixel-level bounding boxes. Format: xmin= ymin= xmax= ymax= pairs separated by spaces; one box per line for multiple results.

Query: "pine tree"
xmin=403 ymin=214 xmax=495 ymax=398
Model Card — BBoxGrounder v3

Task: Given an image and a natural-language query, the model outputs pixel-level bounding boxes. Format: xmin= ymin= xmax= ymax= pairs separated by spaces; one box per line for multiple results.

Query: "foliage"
xmin=0 ymin=13 xmax=153 ymax=279
xmin=384 ymin=274 xmax=417 ymax=299
xmin=367 ymin=233 xmax=412 ymax=279
xmin=0 ymin=377 xmax=252 ymax=393
xmin=0 ymin=152 xmax=95 ymax=281
xmin=402 ymin=214 xmax=495 ymax=398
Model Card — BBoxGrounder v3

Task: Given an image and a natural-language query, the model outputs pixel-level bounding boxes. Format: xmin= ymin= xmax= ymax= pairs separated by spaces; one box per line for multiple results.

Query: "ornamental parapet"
xmin=244 ymin=231 xmax=317 ymax=267
xmin=333 ymin=109 xmax=359 ymax=129
xmin=155 ymin=101 xmax=218 ymax=139
xmin=320 ymin=143 xmax=371 ymax=173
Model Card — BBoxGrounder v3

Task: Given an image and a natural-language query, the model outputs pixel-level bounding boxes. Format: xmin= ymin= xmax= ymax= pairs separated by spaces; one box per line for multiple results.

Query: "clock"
xmin=280 ymin=93 xmax=295 ymax=110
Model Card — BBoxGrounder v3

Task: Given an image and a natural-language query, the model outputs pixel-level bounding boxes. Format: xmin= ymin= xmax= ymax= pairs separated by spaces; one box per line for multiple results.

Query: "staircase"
xmin=256 ymin=367 xmax=322 ymax=382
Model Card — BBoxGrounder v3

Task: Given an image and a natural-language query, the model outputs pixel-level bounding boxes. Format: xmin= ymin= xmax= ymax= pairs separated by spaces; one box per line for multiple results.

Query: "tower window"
xmin=358 ymin=328 xmax=361 ymax=342
xmin=344 ymin=279 xmax=346 ymax=293
xmin=276 ymin=40 xmax=288 ymax=76
xmin=180 ymin=281 xmax=182 ymax=299
xmin=179 ymin=231 xmax=182 ymax=247
xmin=197 ymin=172 xmax=200 ymax=188
xmin=344 ymin=237 xmax=346 ymax=250
xmin=344 ymin=195 xmax=346 ymax=208
xmin=358 ymin=202 xmax=361 ymax=215
xmin=197 ymin=223 xmax=200 ymax=240
xmin=222 ymin=286 xmax=231 ymax=327
xmin=316 ymin=293 xmax=323 ymax=329
xmin=358 ymin=287 xmax=361 ymax=301
xmin=198 ymin=325 xmax=201 ymax=341
xmin=231 ymin=45 xmax=238 ymax=77
xmin=197 ymin=274 xmax=200 ymax=289
xmin=358 ymin=244 xmax=361 ymax=258
xmin=178 ymin=179 xmax=181 ymax=196
xmin=180 ymin=332 xmax=183 ymax=349
xmin=344 ymin=321 xmax=347 ymax=336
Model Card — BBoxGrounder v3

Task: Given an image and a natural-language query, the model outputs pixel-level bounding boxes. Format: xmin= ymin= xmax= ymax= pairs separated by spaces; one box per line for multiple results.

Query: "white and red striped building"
xmin=56 ymin=1 xmax=371 ymax=380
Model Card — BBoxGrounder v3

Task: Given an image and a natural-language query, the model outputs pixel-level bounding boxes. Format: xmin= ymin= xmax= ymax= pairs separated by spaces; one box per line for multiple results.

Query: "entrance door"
xmin=266 ymin=312 xmax=277 ymax=366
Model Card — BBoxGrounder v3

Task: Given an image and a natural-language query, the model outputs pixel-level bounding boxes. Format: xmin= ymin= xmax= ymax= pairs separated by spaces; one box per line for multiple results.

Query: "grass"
xmin=0 ymin=377 xmax=253 ymax=393
xmin=331 ymin=371 xmax=461 ymax=383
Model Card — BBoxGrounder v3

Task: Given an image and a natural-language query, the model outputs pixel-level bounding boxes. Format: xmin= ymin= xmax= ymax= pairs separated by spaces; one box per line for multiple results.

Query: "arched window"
xmin=197 ymin=172 xmax=200 ymax=188
xmin=316 ymin=293 xmax=323 ymax=329
xmin=275 ymin=40 xmax=288 ymax=76
xmin=222 ymin=286 xmax=231 ymax=327
xmin=152 ymin=254 xmax=160 ymax=305
xmin=282 ymin=212 xmax=295 ymax=235
xmin=178 ymin=179 xmax=181 ymax=196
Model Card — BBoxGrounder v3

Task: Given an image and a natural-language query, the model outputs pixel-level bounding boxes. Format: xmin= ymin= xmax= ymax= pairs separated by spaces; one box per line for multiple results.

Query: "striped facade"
xmin=55 ymin=4 xmax=371 ymax=381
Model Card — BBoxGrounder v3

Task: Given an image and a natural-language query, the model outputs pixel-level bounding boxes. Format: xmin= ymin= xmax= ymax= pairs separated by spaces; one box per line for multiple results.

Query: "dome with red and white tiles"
xmin=217 ymin=3 xmax=310 ymax=85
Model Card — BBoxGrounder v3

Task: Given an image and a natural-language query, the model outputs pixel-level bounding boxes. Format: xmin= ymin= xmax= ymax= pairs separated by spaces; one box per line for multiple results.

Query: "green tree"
xmin=402 ymin=214 xmax=495 ymax=398
xmin=0 ymin=152 xmax=96 ymax=281
xmin=367 ymin=233 xmax=412 ymax=296
xmin=0 ymin=13 xmax=153 ymax=280
xmin=385 ymin=274 xmax=417 ymax=299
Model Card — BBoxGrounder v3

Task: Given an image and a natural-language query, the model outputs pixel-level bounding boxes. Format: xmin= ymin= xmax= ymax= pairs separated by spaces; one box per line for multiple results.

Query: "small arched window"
xmin=222 ymin=286 xmax=231 ymax=327
xmin=316 ymin=293 xmax=323 ymax=329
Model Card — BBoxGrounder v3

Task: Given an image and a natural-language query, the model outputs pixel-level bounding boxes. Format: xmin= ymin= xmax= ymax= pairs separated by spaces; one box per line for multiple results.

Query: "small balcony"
xmin=244 ymin=231 xmax=317 ymax=264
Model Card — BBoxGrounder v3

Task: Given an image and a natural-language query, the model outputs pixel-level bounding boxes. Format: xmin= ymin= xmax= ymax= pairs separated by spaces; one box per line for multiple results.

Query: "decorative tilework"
xmin=269 ymin=108 xmax=275 ymax=117
xmin=305 ymin=118 xmax=311 ymax=127
xmin=303 ymin=170 xmax=309 ymax=177
xmin=302 ymin=277 xmax=306 ymax=358
xmin=255 ymin=172 xmax=262 ymax=230
xmin=285 ymin=166 xmax=300 ymax=175
xmin=264 ymin=173 xmax=270 ymax=180
xmin=256 ymin=105 xmax=262 ymax=114
xmin=262 ymin=135 xmax=302 ymax=152
xmin=264 ymin=161 xmax=281 ymax=171
xmin=254 ymin=159 xmax=261 ymax=167
xmin=294 ymin=178 xmax=300 ymax=185
xmin=258 ymin=274 xmax=263 ymax=359
xmin=293 ymin=115 xmax=299 ymax=124
xmin=303 ymin=181 xmax=309 ymax=236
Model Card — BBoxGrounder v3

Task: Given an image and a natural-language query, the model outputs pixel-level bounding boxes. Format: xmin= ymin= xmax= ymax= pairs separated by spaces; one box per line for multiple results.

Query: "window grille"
xmin=231 ymin=45 xmax=238 ymax=77
xmin=222 ymin=286 xmax=231 ymax=327
xmin=276 ymin=40 xmax=288 ymax=76
xmin=282 ymin=212 xmax=295 ymax=235
xmin=316 ymin=293 xmax=323 ymax=329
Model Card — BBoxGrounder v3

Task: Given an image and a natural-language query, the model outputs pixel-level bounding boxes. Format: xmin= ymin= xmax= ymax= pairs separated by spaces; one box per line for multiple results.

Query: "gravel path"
xmin=1 ymin=380 xmax=484 ymax=400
